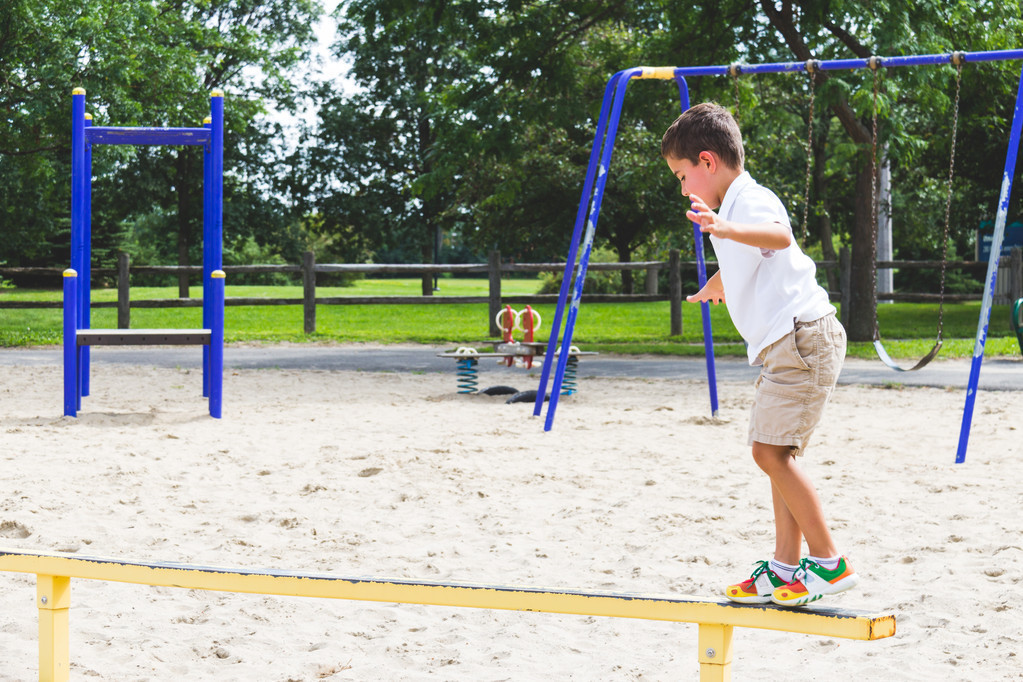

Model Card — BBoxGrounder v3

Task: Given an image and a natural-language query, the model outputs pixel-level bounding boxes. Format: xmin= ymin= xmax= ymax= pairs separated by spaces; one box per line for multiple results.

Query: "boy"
xmin=661 ymin=103 xmax=858 ymax=606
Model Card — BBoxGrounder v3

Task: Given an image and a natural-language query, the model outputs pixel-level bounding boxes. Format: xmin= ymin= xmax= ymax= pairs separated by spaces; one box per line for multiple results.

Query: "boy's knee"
xmin=751 ymin=441 xmax=794 ymax=474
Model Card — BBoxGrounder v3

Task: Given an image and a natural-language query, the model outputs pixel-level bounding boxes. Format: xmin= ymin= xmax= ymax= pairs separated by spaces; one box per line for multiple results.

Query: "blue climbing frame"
xmin=64 ymin=88 xmax=226 ymax=418
xmin=534 ymin=50 xmax=1023 ymax=463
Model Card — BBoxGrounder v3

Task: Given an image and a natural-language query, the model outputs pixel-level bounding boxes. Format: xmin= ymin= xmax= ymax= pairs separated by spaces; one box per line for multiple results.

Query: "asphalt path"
xmin=2 ymin=345 xmax=1021 ymax=391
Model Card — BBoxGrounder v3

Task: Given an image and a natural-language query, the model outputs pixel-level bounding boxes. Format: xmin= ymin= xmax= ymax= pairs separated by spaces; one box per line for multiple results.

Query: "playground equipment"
xmin=63 ymin=89 xmax=225 ymax=418
xmin=868 ymin=55 xmax=963 ymax=372
xmin=439 ymin=306 xmax=595 ymax=399
xmin=533 ymin=50 xmax=1023 ymax=464
xmin=0 ymin=547 xmax=895 ymax=681
xmin=496 ymin=304 xmax=541 ymax=368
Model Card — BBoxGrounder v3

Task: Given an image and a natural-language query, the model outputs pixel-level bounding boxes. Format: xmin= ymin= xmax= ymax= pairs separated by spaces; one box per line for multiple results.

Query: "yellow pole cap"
xmin=211 ymin=89 xmax=224 ymax=98
xmin=72 ymin=87 xmax=86 ymax=96
xmin=63 ymin=268 xmax=78 ymax=277
xmin=203 ymin=116 xmax=212 ymax=124
xmin=635 ymin=66 xmax=677 ymax=80
xmin=211 ymin=270 xmax=226 ymax=279
xmin=84 ymin=113 xmax=93 ymax=120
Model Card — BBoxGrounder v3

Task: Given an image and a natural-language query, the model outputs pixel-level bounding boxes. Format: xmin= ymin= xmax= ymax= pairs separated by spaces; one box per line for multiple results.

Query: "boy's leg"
xmin=753 ymin=441 xmax=837 ymax=559
xmin=770 ymin=480 xmax=802 ymax=565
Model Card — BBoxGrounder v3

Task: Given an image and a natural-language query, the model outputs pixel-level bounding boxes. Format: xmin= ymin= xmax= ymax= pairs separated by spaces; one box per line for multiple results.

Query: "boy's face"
xmin=664 ymin=153 xmax=721 ymax=209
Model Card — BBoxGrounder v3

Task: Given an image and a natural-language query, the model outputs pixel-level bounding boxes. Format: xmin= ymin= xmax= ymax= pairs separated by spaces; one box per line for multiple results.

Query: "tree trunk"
xmin=846 ymin=159 xmax=877 ymax=341
xmin=757 ymin=0 xmax=878 ymax=338
xmin=176 ymin=153 xmax=192 ymax=298
xmin=813 ymin=128 xmax=839 ymax=292
xmin=617 ymin=242 xmax=633 ymax=294
xmin=416 ymin=76 xmax=437 ymax=296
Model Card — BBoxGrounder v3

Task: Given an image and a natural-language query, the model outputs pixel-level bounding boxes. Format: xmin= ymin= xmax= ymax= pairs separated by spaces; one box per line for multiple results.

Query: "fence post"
xmin=645 ymin=264 xmax=660 ymax=295
xmin=839 ymin=247 xmax=851 ymax=326
xmin=1011 ymin=247 xmax=1022 ymax=302
xmin=303 ymin=251 xmax=316 ymax=334
xmin=669 ymin=249 xmax=682 ymax=336
xmin=488 ymin=250 xmax=502 ymax=337
xmin=116 ymin=252 xmax=130 ymax=329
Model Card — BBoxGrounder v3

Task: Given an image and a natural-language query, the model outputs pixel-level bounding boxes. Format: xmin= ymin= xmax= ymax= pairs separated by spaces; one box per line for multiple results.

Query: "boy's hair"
xmin=661 ymin=103 xmax=744 ymax=170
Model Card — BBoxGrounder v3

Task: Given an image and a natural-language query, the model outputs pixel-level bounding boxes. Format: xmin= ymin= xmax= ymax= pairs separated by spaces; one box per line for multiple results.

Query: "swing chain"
xmin=729 ymin=63 xmax=742 ymax=124
xmin=869 ymin=58 xmax=882 ymax=340
xmin=801 ymin=59 xmax=821 ymax=246
xmin=936 ymin=57 xmax=964 ymax=341
xmin=870 ymin=54 xmax=962 ymax=345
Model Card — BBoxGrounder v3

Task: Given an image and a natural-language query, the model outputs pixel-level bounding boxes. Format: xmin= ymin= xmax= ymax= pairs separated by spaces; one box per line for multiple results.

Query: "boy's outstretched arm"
xmin=687 ymin=193 xmax=792 ymax=251
xmin=687 ymin=270 xmax=725 ymax=304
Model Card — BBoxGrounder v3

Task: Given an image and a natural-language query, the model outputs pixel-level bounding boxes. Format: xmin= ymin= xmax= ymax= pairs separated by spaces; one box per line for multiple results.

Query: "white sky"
xmin=311 ymin=0 xmax=349 ymax=85
xmin=258 ymin=0 xmax=355 ymax=148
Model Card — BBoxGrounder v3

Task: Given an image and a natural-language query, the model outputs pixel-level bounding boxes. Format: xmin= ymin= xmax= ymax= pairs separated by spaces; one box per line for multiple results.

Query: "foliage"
xmin=4 ymin=0 xmax=1023 ymax=342
xmin=0 ymin=0 xmax=321 ymax=281
xmin=536 ymin=247 xmax=623 ymax=295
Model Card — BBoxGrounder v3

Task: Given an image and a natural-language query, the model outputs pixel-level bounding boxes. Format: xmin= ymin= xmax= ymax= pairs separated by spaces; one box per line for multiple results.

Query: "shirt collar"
xmin=718 ymin=170 xmax=754 ymax=221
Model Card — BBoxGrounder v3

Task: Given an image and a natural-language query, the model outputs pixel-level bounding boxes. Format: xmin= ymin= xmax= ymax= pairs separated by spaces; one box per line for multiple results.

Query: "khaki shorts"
xmin=748 ymin=313 xmax=846 ymax=456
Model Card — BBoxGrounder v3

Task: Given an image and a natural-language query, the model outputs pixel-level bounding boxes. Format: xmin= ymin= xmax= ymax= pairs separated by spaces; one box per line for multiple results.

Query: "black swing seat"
xmin=872 ymin=336 xmax=942 ymax=372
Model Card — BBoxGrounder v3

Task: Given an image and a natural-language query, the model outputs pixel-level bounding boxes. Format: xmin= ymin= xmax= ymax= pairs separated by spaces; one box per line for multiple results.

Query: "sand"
xmin=0 ymin=353 xmax=1021 ymax=680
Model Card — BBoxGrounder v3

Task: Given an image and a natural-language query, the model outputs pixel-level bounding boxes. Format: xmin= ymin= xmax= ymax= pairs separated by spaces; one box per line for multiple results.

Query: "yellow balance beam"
xmin=0 ymin=548 xmax=894 ymax=680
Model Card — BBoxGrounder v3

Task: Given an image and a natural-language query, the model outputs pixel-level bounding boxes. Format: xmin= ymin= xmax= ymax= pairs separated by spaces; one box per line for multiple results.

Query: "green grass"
xmin=1 ymin=278 xmax=1020 ymax=359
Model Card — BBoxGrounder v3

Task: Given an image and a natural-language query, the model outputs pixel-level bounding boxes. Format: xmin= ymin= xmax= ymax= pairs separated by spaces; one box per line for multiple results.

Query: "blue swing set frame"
xmin=533 ymin=49 xmax=1023 ymax=464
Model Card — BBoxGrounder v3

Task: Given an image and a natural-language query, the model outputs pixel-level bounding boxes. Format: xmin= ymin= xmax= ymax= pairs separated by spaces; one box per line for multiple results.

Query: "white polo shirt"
xmin=710 ymin=171 xmax=835 ymax=365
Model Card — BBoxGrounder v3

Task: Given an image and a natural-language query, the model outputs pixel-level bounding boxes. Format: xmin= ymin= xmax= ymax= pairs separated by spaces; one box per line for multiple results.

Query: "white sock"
xmin=808 ymin=555 xmax=842 ymax=571
xmin=769 ymin=559 xmax=798 ymax=583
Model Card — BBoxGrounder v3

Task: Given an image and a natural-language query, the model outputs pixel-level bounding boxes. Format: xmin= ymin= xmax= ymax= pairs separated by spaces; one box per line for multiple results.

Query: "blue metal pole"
xmin=209 ymin=90 xmax=225 ymax=415
xmin=544 ymin=67 xmax=644 ymax=431
xmin=63 ymin=269 xmax=78 ymax=417
xmin=82 ymin=113 xmax=92 ymax=398
xmin=675 ymin=76 xmax=720 ymax=417
xmin=203 ymin=114 xmax=213 ymax=398
xmin=534 ymin=71 xmax=626 ymax=418
xmin=662 ymin=49 xmax=1023 ymax=79
xmin=70 ymin=89 xmax=86 ymax=412
xmin=956 ymin=61 xmax=1023 ymax=463
xmin=210 ymin=270 xmax=225 ymax=418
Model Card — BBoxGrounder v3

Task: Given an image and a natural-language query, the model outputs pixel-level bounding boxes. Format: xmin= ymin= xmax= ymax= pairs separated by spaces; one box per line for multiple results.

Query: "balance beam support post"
xmin=698 ymin=623 xmax=734 ymax=681
xmin=37 ymin=574 xmax=70 ymax=682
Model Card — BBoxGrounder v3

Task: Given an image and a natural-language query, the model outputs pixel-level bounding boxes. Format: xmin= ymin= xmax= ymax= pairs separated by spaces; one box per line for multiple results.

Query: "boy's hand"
xmin=686 ymin=275 xmax=725 ymax=305
xmin=686 ymin=193 xmax=732 ymax=240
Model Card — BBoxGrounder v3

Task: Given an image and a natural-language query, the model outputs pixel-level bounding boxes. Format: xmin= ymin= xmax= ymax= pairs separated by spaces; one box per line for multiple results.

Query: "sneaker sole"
xmin=771 ymin=573 xmax=860 ymax=607
xmin=725 ymin=593 xmax=773 ymax=604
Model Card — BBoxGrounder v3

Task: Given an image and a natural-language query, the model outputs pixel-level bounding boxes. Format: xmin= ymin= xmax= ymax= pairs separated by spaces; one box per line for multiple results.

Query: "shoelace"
xmin=791 ymin=557 xmax=823 ymax=583
xmin=746 ymin=559 xmax=772 ymax=583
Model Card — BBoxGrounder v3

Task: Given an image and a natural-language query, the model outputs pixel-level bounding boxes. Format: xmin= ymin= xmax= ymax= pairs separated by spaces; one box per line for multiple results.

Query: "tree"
xmin=105 ymin=0 xmax=321 ymax=295
xmin=0 ymin=0 xmax=320 ymax=291
xmin=758 ymin=0 xmax=1023 ymax=340
xmin=307 ymin=0 xmax=762 ymax=297
xmin=437 ymin=1 xmax=762 ymax=291
xmin=302 ymin=0 xmax=487 ymax=295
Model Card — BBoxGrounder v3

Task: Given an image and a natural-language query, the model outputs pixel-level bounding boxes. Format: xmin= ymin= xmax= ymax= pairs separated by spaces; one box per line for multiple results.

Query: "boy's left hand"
xmin=686 ymin=194 xmax=732 ymax=240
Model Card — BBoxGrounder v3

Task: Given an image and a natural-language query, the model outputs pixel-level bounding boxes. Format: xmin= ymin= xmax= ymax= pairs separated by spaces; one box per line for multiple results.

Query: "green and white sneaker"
xmin=771 ymin=556 xmax=859 ymax=607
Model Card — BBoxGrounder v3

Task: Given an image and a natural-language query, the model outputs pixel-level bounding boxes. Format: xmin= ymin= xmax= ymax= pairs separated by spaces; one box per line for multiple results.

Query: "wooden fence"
xmin=2 ymin=248 xmax=1021 ymax=337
